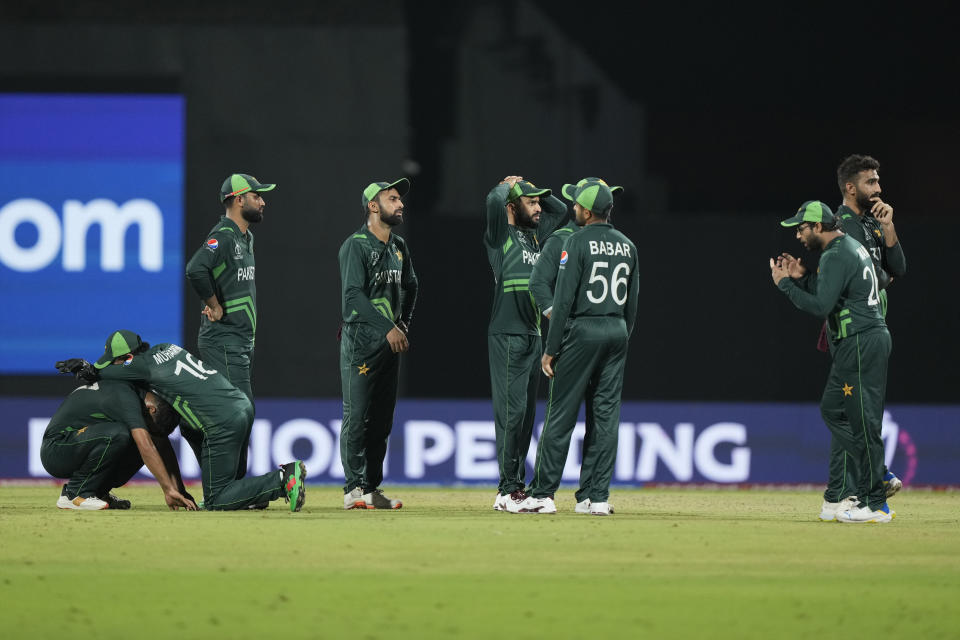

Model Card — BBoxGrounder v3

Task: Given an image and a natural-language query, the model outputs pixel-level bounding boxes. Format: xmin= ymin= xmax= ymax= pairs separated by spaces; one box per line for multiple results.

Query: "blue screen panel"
xmin=0 ymin=94 xmax=184 ymax=373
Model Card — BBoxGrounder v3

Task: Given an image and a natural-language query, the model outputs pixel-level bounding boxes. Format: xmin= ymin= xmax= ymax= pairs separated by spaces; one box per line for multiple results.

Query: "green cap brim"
xmin=780 ymin=215 xmax=803 ymax=227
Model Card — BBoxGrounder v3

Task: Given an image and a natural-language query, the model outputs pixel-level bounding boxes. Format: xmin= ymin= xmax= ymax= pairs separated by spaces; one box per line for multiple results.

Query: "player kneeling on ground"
xmin=41 ymin=379 xmax=197 ymax=511
xmin=56 ymin=330 xmax=306 ymax=512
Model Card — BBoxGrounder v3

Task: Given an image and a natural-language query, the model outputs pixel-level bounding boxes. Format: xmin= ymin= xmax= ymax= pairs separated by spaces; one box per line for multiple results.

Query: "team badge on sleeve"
xmin=205 ymin=238 xmax=219 ymax=252
xmin=559 ymin=250 xmax=569 ymax=265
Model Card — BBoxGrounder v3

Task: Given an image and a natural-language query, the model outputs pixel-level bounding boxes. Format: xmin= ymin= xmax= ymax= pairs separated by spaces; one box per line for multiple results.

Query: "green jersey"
xmin=545 ymin=223 xmax=639 ymax=355
xmin=777 ymin=234 xmax=886 ymax=342
xmin=338 ymin=224 xmax=418 ymax=338
xmin=835 ymin=204 xmax=906 ymax=290
xmin=44 ymin=380 xmax=146 ymax=438
xmin=530 ymin=219 xmax=578 ymax=318
xmin=185 ymin=216 xmax=257 ymax=348
xmin=484 ymin=183 xmax=545 ymax=335
xmin=97 ymin=343 xmax=249 ymax=433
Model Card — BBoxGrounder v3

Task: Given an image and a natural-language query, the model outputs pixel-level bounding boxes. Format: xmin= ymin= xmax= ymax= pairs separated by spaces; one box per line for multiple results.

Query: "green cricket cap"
xmin=93 ymin=330 xmax=144 ymax=369
xmin=508 ymin=180 xmax=551 ymax=202
xmin=561 ymin=177 xmax=623 ymax=213
xmin=220 ymin=173 xmax=277 ymax=202
xmin=362 ymin=178 xmax=410 ymax=209
xmin=781 ymin=200 xmax=835 ymax=227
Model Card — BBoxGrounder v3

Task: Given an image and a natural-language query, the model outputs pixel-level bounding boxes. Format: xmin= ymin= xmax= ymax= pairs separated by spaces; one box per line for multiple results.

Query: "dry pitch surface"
xmin=1 ymin=485 xmax=958 ymax=640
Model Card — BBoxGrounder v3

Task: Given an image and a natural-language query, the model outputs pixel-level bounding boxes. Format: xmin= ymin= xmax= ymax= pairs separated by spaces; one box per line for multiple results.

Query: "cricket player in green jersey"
xmin=57 ymin=330 xmax=306 ymax=512
xmin=484 ymin=176 xmax=562 ymax=513
xmin=530 ymin=177 xmax=623 ymax=321
xmin=339 ymin=178 xmax=418 ymax=510
xmin=835 ymin=155 xmax=906 ymax=311
xmin=186 ymin=173 xmax=275 ymax=405
xmin=41 ymin=380 xmax=196 ymax=510
xmin=833 ymin=154 xmax=906 ymax=499
xmin=529 ymin=177 xmax=624 ymax=514
xmin=771 ymin=201 xmax=895 ymax=523
xmin=186 ymin=173 xmax=275 ymax=481
xmin=521 ymin=179 xmax=638 ymax=516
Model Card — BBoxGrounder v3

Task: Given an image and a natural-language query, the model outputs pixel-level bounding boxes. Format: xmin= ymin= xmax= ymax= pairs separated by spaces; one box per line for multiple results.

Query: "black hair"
xmin=837 ymin=154 xmax=880 ymax=195
xmin=133 ymin=341 xmax=150 ymax=355
xmin=144 ymin=393 xmax=179 ymax=437
xmin=593 ymin=204 xmax=614 ymax=221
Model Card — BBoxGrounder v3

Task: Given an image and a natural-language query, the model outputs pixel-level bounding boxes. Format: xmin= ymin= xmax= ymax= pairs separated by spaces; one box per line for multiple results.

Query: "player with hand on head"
xmin=338 ymin=178 xmax=418 ymax=509
xmin=41 ymin=378 xmax=196 ymax=511
xmin=771 ymin=201 xmax=894 ymax=523
xmin=520 ymin=178 xmax=638 ymax=516
xmin=484 ymin=176 xmax=565 ymax=513
xmin=58 ymin=330 xmax=306 ymax=512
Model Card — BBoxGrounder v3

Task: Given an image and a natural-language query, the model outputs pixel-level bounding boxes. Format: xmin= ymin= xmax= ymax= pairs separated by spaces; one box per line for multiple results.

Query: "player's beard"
xmin=515 ymin=205 xmax=538 ymax=229
xmin=380 ymin=209 xmax=403 ymax=227
xmin=242 ymin=204 xmax=263 ymax=224
xmin=805 ymin=234 xmax=824 ymax=252
xmin=855 ymin=189 xmax=876 ymax=216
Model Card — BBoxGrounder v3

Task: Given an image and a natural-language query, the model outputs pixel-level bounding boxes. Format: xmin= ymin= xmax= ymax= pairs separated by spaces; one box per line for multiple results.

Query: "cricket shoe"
xmin=836 ymin=502 xmax=895 ymax=524
xmin=493 ymin=493 xmax=508 ymax=511
xmin=502 ymin=490 xmax=530 ymax=513
xmin=363 ymin=489 xmax=402 ymax=509
xmin=511 ymin=495 xmax=557 ymax=514
xmin=575 ymin=499 xmax=615 ymax=514
xmin=884 ymin=471 xmax=903 ymax=498
xmin=344 ymin=486 xmax=365 ymax=510
xmin=281 ymin=461 xmax=306 ymax=513
xmin=818 ymin=495 xmax=858 ymax=522
xmin=589 ymin=502 xmax=614 ymax=516
xmin=99 ymin=492 xmax=131 ymax=510
xmin=57 ymin=494 xmax=109 ymax=510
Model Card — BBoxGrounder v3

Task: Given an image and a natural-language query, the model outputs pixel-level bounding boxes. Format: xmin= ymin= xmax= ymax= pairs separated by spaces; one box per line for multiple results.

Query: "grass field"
xmin=1 ymin=485 xmax=958 ymax=639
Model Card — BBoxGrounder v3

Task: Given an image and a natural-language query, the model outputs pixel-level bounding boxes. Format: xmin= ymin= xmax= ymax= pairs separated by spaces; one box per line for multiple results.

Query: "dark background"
xmin=1 ymin=1 xmax=956 ymax=403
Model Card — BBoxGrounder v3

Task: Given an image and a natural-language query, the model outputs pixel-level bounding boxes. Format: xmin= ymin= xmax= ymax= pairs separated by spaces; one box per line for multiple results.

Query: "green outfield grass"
xmin=1 ymin=485 xmax=958 ymax=639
